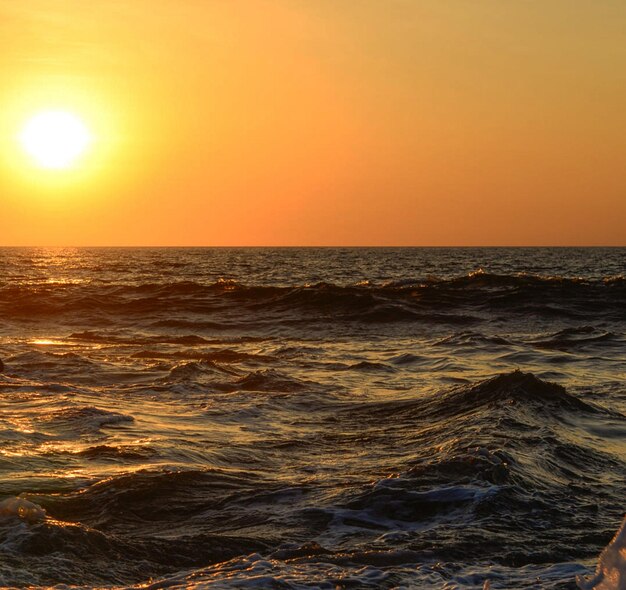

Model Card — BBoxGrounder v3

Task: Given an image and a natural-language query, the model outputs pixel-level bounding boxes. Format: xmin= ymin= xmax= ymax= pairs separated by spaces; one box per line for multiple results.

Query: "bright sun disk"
xmin=19 ymin=111 xmax=92 ymax=170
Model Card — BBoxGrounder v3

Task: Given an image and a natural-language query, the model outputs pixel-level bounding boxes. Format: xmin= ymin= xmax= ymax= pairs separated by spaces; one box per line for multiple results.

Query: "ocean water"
xmin=0 ymin=247 xmax=624 ymax=589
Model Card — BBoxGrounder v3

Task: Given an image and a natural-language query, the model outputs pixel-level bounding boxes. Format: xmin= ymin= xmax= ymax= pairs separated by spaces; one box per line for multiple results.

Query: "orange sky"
xmin=1 ymin=1 xmax=625 ymax=246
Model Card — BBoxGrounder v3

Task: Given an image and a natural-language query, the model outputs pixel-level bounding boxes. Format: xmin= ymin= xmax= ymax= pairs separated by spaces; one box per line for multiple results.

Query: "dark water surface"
xmin=0 ymin=247 xmax=624 ymax=588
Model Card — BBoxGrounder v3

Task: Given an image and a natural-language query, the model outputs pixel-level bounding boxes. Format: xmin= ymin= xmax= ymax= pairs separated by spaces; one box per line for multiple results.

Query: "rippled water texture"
xmin=0 ymin=247 xmax=624 ymax=588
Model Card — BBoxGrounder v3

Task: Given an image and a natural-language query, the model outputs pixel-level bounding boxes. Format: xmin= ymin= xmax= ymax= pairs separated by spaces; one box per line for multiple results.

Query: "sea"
xmin=0 ymin=247 xmax=624 ymax=589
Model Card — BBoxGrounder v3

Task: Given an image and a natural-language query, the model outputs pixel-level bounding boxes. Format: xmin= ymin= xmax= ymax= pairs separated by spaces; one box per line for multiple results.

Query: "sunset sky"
xmin=1 ymin=1 xmax=624 ymax=246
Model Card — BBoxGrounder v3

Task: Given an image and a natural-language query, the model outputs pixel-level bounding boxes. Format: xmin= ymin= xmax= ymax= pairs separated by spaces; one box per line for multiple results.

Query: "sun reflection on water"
xmin=31 ymin=339 xmax=65 ymax=346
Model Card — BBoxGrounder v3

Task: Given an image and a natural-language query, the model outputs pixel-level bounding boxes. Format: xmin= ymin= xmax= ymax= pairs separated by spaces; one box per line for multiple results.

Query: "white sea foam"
xmin=577 ymin=517 xmax=626 ymax=590
xmin=0 ymin=497 xmax=46 ymax=523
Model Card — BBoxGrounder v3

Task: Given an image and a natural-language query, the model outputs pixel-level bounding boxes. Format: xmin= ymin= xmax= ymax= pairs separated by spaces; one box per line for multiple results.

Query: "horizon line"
xmin=0 ymin=245 xmax=625 ymax=249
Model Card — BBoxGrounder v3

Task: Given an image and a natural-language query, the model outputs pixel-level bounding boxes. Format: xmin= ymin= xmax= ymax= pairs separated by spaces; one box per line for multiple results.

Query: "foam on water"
xmin=578 ymin=517 xmax=626 ymax=590
xmin=0 ymin=497 xmax=46 ymax=523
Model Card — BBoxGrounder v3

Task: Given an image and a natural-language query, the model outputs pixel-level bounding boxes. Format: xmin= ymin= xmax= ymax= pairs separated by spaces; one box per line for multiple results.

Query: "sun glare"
xmin=19 ymin=111 xmax=92 ymax=170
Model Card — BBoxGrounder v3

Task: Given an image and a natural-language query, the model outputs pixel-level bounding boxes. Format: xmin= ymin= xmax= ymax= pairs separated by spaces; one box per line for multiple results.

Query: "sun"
xmin=19 ymin=111 xmax=92 ymax=170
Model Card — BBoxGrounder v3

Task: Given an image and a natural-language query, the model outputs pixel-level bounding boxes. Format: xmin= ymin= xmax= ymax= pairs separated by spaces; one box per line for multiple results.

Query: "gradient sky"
xmin=1 ymin=1 xmax=625 ymax=246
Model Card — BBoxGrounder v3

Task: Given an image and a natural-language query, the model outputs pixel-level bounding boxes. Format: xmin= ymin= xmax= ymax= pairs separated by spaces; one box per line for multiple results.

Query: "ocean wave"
xmin=60 ymin=444 xmax=157 ymax=461
xmin=346 ymin=371 xmax=615 ymax=426
xmin=0 ymin=371 xmax=623 ymax=587
xmin=159 ymin=364 xmax=308 ymax=394
xmin=6 ymin=350 xmax=96 ymax=370
xmin=162 ymin=360 xmax=238 ymax=382
xmin=69 ymin=330 xmax=213 ymax=345
xmin=222 ymin=369 xmax=309 ymax=393
xmin=132 ymin=348 xmax=275 ymax=364
xmin=25 ymin=468 xmax=275 ymax=531
xmin=42 ymin=406 xmax=134 ymax=433
xmin=438 ymin=371 xmax=608 ymax=416
xmin=1 ymin=271 xmax=623 ymax=323
xmin=1 ymin=249 xmax=624 ymax=589
xmin=0 ymin=507 xmax=267 ymax=586
xmin=338 ymin=360 xmax=396 ymax=373
xmin=531 ymin=326 xmax=623 ymax=351
xmin=136 ymin=550 xmax=592 ymax=589
xmin=325 ymin=371 xmax=625 ymax=565
xmin=432 ymin=331 xmax=513 ymax=347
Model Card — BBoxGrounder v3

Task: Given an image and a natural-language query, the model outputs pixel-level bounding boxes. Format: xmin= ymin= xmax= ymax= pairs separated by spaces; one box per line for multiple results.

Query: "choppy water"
xmin=0 ymin=247 xmax=624 ymax=589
